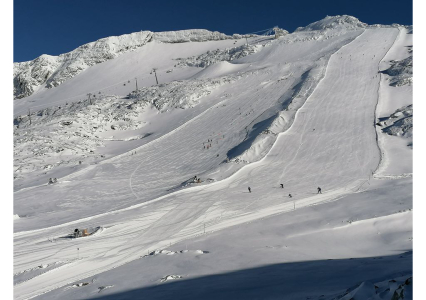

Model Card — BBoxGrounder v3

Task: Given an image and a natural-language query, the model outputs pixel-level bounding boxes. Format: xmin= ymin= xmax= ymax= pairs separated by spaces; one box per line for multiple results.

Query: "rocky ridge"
xmin=13 ymin=29 xmax=254 ymax=99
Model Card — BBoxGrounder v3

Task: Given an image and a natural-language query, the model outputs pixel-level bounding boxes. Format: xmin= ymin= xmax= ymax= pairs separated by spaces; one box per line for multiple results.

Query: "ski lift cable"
xmin=16 ymin=28 xmax=275 ymax=116
xmin=15 ymin=68 xmax=160 ymax=116
xmin=244 ymin=27 xmax=275 ymax=35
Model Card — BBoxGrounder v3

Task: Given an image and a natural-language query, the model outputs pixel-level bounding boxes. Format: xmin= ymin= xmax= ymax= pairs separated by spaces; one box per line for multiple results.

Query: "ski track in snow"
xmin=13 ymin=28 xmax=403 ymax=300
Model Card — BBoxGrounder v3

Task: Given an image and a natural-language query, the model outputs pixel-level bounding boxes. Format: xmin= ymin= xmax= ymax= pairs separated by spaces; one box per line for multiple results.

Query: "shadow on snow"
xmin=88 ymin=251 xmax=412 ymax=300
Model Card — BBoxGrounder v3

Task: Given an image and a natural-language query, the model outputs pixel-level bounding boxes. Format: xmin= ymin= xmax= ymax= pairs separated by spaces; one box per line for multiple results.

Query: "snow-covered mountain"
xmin=295 ymin=15 xmax=368 ymax=31
xmin=13 ymin=15 xmax=412 ymax=300
xmin=13 ymin=29 xmax=254 ymax=99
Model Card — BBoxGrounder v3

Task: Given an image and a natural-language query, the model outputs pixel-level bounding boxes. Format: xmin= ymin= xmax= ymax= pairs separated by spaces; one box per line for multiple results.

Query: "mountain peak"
xmin=295 ymin=15 xmax=367 ymax=32
xmin=13 ymin=29 xmax=247 ymax=99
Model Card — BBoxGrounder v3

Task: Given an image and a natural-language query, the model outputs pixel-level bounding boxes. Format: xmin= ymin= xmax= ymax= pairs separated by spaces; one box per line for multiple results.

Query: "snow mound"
xmin=160 ymin=275 xmax=183 ymax=282
xmin=295 ymin=15 xmax=367 ymax=32
xmin=382 ymin=56 xmax=413 ymax=87
xmin=14 ymin=214 xmax=20 ymax=220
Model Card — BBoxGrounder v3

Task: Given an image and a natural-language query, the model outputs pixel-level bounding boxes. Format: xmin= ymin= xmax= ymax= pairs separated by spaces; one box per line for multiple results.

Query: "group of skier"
xmin=247 ymin=185 xmax=322 ymax=198
xmin=203 ymin=135 xmax=225 ymax=150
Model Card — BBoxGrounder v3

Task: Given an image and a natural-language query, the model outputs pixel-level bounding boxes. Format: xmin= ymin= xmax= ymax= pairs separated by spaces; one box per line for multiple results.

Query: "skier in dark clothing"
xmin=248 ymin=187 xmax=251 ymax=193
xmin=280 ymin=184 xmax=284 ymax=188
xmin=289 ymin=194 xmax=292 ymax=198
xmin=317 ymin=187 xmax=322 ymax=194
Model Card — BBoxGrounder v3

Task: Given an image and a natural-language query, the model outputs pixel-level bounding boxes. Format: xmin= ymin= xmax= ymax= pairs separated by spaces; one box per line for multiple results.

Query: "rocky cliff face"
xmin=382 ymin=56 xmax=413 ymax=87
xmin=13 ymin=29 xmax=245 ymax=99
xmin=14 ymin=54 xmax=61 ymax=100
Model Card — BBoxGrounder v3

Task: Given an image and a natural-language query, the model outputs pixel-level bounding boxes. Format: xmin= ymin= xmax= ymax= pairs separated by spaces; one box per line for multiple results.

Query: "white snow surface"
xmin=13 ymin=16 xmax=412 ymax=300
xmin=13 ymin=29 xmax=254 ymax=100
xmin=295 ymin=15 xmax=368 ymax=32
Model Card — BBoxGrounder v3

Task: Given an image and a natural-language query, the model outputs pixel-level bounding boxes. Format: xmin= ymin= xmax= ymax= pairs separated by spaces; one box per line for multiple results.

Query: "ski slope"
xmin=13 ymin=17 xmax=412 ymax=300
xmin=14 ymin=29 xmax=361 ymax=230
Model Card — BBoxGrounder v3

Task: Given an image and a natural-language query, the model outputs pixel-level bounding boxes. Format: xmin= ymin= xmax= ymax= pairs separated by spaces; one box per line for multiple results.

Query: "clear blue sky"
xmin=13 ymin=0 xmax=412 ymax=62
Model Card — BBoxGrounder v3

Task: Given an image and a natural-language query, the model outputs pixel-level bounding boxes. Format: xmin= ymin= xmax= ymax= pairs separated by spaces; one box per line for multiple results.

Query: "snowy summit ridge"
xmin=13 ymin=29 xmax=252 ymax=99
xmin=295 ymin=15 xmax=368 ymax=32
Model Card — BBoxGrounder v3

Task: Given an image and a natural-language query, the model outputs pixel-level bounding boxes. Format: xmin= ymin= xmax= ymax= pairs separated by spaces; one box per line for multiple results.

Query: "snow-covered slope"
xmin=374 ymin=27 xmax=413 ymax=179
xmin=13 ymin=29 xmax=252 ymax=99
xmin=382 ymin=55 xmax=413 ymax=86
xmin=13 ymin=15 xmax=412 ymax=300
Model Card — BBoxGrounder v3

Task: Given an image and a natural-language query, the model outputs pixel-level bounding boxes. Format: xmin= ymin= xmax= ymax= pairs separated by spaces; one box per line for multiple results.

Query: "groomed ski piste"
xmin=13 ymin=16 xmax=412 ymax=300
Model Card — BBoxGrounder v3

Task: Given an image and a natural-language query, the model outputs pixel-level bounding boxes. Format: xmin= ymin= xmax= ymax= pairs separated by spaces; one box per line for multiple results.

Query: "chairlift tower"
xmin=152 ymin=68 xmax=159 ymax=85
xmin=87 ymin=93 xmax=92 ymax=105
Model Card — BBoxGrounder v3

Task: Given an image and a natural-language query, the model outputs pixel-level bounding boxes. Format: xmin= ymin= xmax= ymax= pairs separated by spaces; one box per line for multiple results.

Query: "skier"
xmin=248 ymin=187 xmax=251 ymax=193
xmin=289 ymin=194 xmax=292 ymax=198
xmin=280 ymin=184 xmax=284 ymax=188
xmin=317 ymin=187 xmax=322 ymax=194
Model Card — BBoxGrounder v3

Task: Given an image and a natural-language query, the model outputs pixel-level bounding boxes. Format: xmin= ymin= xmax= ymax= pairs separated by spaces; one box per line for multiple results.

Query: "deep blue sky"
xmin=14 ymin=0 xmax=412 ymax=62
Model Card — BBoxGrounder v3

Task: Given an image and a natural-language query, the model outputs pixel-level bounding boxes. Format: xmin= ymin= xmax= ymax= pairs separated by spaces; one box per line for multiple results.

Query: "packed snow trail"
xmin=238 ymin=28 xmax=388 ymax=209
xmin=13 ymin=28 xmax=400 ymax=300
